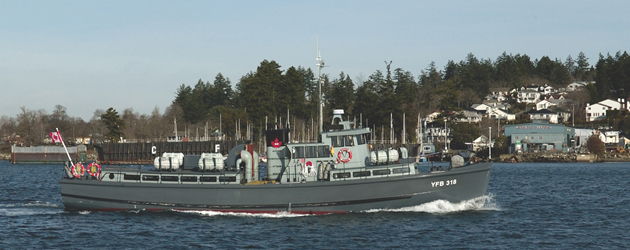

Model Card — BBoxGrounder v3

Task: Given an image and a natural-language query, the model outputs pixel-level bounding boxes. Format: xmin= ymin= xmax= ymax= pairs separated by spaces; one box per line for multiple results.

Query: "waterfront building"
xmin=504 ymin=120 xmax=574 ymax=153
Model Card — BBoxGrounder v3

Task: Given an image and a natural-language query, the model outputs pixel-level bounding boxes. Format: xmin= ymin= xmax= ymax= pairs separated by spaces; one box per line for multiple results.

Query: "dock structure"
xmin=11 ymin=145 xmax=86 ymax=164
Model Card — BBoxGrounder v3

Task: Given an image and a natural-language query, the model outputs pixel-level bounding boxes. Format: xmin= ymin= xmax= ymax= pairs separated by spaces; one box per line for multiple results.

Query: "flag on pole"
xmin=49 ymin=131 xmax=62 ymax=143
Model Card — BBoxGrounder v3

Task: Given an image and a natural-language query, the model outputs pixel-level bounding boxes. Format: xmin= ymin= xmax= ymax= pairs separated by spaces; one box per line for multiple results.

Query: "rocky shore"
xmin=499 ymin=152 xmax=630 ymax=163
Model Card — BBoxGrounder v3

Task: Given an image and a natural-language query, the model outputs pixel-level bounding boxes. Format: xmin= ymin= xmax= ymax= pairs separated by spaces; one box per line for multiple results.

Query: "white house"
xmin=529 ymin=109 xmax=560 ymax=123
xmin=605 ymin=131 xmax=620 ymax=144
xmin=424 ymin=111 xmax=442 ymax=123
xmin=471 ymin=103 xmax=492 ymax=112
xmin=517 ymin=89 xmax=542 ymax=103
xmin=567 ymin=81 xmax=594 ymax=91
xmin=489 ymin=109 xmax=516 ymax=121
xmin=585 ymin=99 xmax=628 ymax=122
xmin=457 ymin=109 xmax=482 ymax=123
xmin=542 ymin=85 xmax=555 ymax=95
xmin=536 ymin=100 xmax=557 ymax=110
xmin=466 ymin=135 xmax=489 ymax=152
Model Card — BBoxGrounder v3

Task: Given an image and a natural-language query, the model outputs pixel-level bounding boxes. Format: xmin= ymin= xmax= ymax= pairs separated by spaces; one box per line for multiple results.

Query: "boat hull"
xmin=60 ymin=162 xmax=492 ymax=213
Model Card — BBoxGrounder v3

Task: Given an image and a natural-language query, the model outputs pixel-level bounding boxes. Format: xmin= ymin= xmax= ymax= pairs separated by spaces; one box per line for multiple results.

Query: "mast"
xmin=316 ymin=37 xmax=325 ymax=133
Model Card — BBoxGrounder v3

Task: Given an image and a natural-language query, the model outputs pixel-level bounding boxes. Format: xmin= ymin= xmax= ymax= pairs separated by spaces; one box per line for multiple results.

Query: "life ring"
xmin=337 ymin=148 xmax=352 ymax=163
xmin=71 ymin=163 xmax=85 ymax=178
xmin=87 ymin=162 xmax=101 ymax=177
xmin=301 ymin=161 xmax=317 ymax=177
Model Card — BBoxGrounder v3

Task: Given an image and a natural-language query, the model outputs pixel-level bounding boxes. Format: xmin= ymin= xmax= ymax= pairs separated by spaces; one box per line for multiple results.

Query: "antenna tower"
xmin=316 ymin=37 xmax=325 ymax=133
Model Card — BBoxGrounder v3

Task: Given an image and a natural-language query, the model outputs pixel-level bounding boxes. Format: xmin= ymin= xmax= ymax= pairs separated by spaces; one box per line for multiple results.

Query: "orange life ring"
xmin=71 ymin=163 xmax=85 ymax=178
xmin=337 ymin=148 xmax=352 ymax=163
xmin=87 ymin=162 xmax=101 ymax=177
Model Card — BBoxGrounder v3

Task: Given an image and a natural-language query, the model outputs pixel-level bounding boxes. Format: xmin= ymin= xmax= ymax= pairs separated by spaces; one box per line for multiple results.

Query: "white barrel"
xmin=161 ymin=152 xmax=184 ymax=166
xmin=400 ymin=147 xmax=408 ymax=159
xmin=198 ymin=153 xmax=224 ymax=171
xmin=451 ymin=155 xmax=465 ymax=168
xmin=388 ymin=148 xmax=399 ymax=162
xmin=370 ymin=148 xmax=400 ymax=165
xmin=153 ymin=157 xmax=181 ymax=170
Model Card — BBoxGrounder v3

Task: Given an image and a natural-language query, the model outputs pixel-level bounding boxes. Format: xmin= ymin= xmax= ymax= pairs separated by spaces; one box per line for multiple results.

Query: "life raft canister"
xmin=71 ymin=163 xmax=85 ymax=178
xmin=87 ymin=162 xmax=101 ymax=177
xmin=337 ymin=148 xmax=352 ymax=163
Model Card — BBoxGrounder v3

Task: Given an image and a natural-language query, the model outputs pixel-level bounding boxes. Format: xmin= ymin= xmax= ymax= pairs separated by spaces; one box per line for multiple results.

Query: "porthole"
xmin=109 ymin=173 xmax=115 ymax=180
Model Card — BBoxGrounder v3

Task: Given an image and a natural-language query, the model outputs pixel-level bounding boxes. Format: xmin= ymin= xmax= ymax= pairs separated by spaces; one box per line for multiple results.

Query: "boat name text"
xmin=431 ymin=179 xmax=457 ymax=187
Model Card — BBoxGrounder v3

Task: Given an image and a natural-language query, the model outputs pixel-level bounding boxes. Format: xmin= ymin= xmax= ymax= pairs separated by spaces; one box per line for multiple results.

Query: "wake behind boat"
xmin=59 ymin=110 xmax=492 ymax=214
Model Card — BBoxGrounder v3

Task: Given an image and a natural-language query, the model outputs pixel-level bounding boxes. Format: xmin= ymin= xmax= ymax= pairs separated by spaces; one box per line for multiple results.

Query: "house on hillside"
xmin=529 ymin=109 xmax=560 ymax=124
xmin=517 ymin=89 xmax=542 ymax=103
xmin=585 ymin=98 xmax=628 ymax=122
xmin=567 ymin=81 xmax=593 ymax=91
xmin=466 ymin=135 xmax=489 ymax=152
xmin=536 ymin=100 xmax=556 ymax=110
xmin=456 ymin=109 xmax=482 ymax=123
xmin=489 ymin=108 xmax=516 ymax=121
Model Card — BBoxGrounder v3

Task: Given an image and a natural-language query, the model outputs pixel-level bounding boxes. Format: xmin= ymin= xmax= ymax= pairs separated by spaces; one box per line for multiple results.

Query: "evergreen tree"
xmin=101 ymin=107 xmax=125 ymax=143
xmin=238 ymin=60 xmax=282 ymax=131
xmin=212 ymin=73 xmax=234 ymax=108
xmin=329 ymin=72 xmax=355 ymax=114
xmin=277 ymin=66 xmax=307 ymax=118
xmin=576 ymin=51 xmax=590 ymax=80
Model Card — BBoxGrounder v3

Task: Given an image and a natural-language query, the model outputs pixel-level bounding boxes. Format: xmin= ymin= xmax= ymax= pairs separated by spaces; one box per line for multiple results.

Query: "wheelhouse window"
xmin=293 ymin=146 xmax=305 ymax=158
xmin=357 ymin=134 xmax=367 ymax=145
xmin=331 ymin=136 xmax=344 ymax=147
xmin=317 ymin=145 xmax=331 ymax=158
xmin=345 ymin=135 xmax=355 ymax=146
xmin=305 ymin=146 xmax=317 ymax=158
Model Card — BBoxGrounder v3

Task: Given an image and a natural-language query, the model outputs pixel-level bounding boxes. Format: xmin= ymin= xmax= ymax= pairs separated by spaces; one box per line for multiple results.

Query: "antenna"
xmin=316 ymin=37 xmax=325 ymax=133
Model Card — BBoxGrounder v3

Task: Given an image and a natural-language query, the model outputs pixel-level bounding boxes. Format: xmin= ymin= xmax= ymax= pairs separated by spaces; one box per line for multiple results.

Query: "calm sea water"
xmin=1 ymin=160 xmax=629 ymax=249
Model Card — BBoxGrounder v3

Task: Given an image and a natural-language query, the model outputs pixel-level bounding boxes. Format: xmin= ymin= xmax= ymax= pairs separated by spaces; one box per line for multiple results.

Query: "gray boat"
xmin=60 ymin=110 xmax=492 ymax=214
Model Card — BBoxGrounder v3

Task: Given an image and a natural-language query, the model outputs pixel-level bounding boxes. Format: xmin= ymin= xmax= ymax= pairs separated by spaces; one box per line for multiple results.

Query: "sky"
xmin=1 ymin=0 xmax=629 ymax=120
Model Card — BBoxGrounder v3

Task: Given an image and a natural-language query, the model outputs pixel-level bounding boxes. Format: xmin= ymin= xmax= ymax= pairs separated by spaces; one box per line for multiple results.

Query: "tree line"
xmin=2 ymin=51 xmax=630 ymax=148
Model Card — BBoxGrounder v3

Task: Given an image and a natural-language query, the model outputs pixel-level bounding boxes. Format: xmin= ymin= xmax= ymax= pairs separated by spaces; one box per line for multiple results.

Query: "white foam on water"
xmin=176 ymin=210 xmax=312 ymax=218
xmin=0 ymin=208 xmax=63 ymax=217
xmin=363 ymin=194 xmax=500 ymax=214
xmin=0 ymin=201 xmax=63 ymax=216
xmin=0 ymin=201 xmax=60 ymax=208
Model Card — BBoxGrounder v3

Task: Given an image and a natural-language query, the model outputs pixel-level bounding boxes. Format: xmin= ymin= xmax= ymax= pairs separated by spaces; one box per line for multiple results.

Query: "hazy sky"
xmin=2 ymin=0 xmax=628 ymax=120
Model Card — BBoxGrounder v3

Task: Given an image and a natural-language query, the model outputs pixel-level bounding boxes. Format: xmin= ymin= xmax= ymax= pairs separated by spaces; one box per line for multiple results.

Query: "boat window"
xmin=357 ymin=134 xmax=366 ymax=145
xmin=293 ymin=146 xmax=305 ymax=158
xmin=305 ymin=146 xmax=317 ymax=158
xmin=142 ymin=175 xmax=159 ymax=181
xmin=181 ymin=176 xmax=198 ymax=182
xmin=332 ymin=172 xmax=351 ymax=179
xmin=201 ymin=176 xmax=217 ymax=182
xmin=373 ymin=169 xmax=391 ymax=175
xmin=345 ymin=135 xmax=355 ymax=146
xmin=161 ymin=176 xmax=179 ymax=182
xmin=353 ymin=171 xmax=371 ymax=177
xmin=331 ymin=136 xmax=344 ymax=147
xmin=219 ymin=176 xmax=237 ymax=182
xmin=317 ymin=145 xmax=331 ymax=158
xmin=123 ymin=174 xmax=140 ymax=181
xmin=392 ymin=168 xmax=410 ymax=174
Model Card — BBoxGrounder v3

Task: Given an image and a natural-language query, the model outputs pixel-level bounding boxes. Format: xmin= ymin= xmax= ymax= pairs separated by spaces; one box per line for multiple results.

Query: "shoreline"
xmin=498 ymin=152 xmax=630 ymax=163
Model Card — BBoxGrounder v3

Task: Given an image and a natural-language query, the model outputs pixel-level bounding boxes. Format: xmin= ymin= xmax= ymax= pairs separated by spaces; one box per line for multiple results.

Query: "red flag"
xmin=49 ymin=132 xmax=62 ymax=143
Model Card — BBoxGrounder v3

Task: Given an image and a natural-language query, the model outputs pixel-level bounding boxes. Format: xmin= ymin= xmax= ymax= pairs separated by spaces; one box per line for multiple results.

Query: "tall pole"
xmin=572 ymin=103 xmax=575 ymax=127
xmin=489 ymin=126 xmax=492 ymax=161
xmin=316 ymin=37 xmax=325 ymax=133
xmin=402 ymin=113 xmax=406 ymax=144
xmin=56 ymin=128 xmax=74 ymax=167
xmin=497 ymin=118 xmax=500 ymax=138
xmin=444 ymin=119 xmax=447 ymax=151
